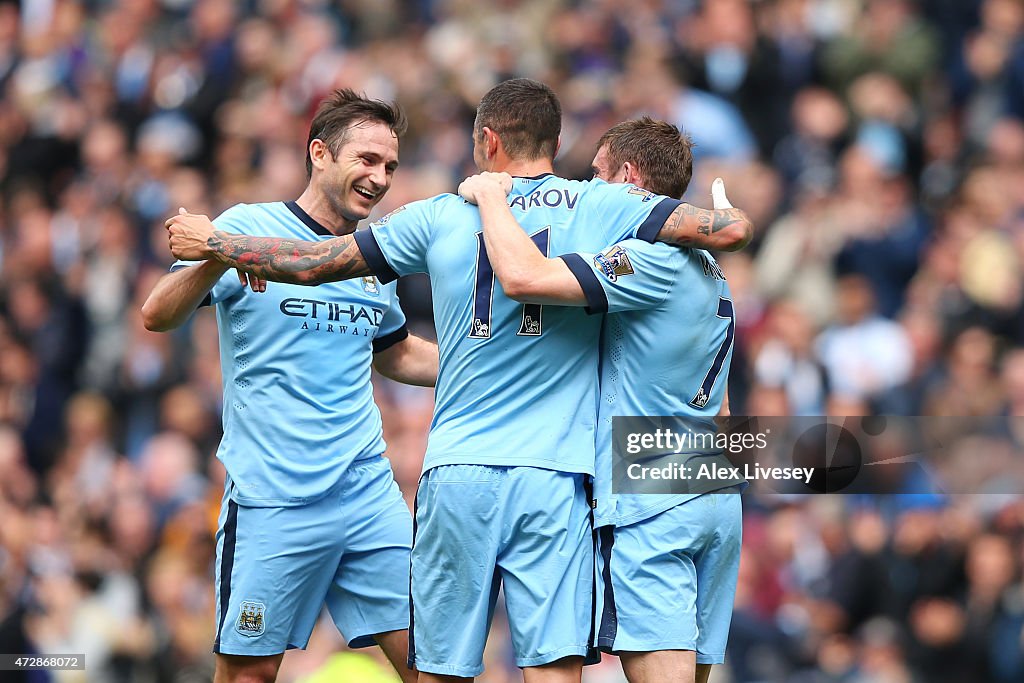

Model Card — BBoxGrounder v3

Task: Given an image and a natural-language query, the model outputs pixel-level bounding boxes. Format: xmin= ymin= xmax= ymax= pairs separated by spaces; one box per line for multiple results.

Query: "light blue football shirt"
xmin=173 ymin=202 xmax=408 ymax=506
xmin=353 ymin=175 xmax=681 ymax=475
xmin=561 ymin=239 xmax=741 ymax=526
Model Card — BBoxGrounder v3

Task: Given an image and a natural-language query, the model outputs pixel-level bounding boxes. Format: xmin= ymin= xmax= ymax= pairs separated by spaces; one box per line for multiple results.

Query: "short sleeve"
xmin=588 ymin=182 xmax=682 ymax=245
xmin=170 ymin=204 xmax=251 ymax=305
xmin=559 ymin=239 xmax=679 ymax=315
xmin=372 ymin=285 xmax=409 ymax=353
xmin=354 ymin=198 xmax=440 ymax=283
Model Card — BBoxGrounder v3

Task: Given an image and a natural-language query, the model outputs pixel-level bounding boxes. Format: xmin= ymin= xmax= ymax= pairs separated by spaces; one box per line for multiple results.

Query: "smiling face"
xmin=314 ymin=120 xmax=399 ymax=225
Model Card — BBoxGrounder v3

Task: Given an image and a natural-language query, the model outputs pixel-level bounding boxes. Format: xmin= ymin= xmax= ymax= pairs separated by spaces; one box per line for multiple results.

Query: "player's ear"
xmin=621 ymin=160 xmax=640 ymax=186
xmin=482 ymin=127 xmax=500 ymax=160
xmin=309 ymin=138 xmax=330 ymax=171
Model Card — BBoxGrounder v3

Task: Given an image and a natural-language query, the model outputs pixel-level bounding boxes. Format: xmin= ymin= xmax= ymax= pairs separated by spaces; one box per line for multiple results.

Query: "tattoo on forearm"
xmin=660 ymin=204 xmax=752 ymax=248
xmin=698 ymin=212 xmax=712 ymax=232
xmin=208 ymin=231 xmax=369 ymax=283
xmin=661 ymin=203 xmax=693 ymax=239
xmin=698 ymin=209 xmax=746 ymax=236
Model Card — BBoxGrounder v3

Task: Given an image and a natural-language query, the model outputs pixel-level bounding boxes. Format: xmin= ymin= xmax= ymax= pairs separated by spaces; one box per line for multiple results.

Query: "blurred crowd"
xmin=0 ymin=0 xmax=1022 ymax=680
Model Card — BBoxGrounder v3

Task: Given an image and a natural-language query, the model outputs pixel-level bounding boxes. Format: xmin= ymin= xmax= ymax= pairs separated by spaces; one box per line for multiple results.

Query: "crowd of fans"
xmin=0 ymin=0 xmax=1022 ymax=680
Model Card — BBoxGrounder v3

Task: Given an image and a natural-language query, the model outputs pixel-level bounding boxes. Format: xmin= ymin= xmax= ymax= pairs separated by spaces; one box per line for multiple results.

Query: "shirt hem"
xmin=224 ymin=453 xmax=385 ymax=507
xmin=605 ymin=484 xmax=743 ymax=527
xmin=421 ymin=455 xmax=593 ymax=477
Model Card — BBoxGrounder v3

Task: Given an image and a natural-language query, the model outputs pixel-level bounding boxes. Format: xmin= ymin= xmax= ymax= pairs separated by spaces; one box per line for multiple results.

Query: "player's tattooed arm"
xmin=655 ymin=179 xmax=752 ymax=251
xmin=206 ymin=232 xmax=371 ymax=284
xmin=165 ymin=211 xmax=372 ymax=284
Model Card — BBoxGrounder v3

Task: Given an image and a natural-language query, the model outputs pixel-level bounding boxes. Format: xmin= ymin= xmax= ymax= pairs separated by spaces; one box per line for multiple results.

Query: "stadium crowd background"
xmin=0 ymin=0 xmax=1023 ymax=680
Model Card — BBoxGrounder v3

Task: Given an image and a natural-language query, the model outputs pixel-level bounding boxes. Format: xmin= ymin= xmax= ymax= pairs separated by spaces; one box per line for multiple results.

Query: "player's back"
xmin=363 ymin=175 xmax=677 ymax=475
xmin=594 ymin=243 xmax=742 ymax=525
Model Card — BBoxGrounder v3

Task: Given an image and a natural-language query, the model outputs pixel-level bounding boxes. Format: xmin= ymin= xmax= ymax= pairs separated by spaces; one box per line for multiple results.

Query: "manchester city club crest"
xmin=236 ymin=600 xmax=266 ymax=637
xmin=362 ymin=276 xmax=380 ymax=295
xmin=593 ymin=245 xmax=635 ymax=282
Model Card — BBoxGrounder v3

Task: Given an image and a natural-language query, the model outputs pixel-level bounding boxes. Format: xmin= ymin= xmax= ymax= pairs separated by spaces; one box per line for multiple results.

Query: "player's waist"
xmin=218 ymin=428 xmax=385 ymax=467
xmin=421 ymin=451 xmax=595 ymax=477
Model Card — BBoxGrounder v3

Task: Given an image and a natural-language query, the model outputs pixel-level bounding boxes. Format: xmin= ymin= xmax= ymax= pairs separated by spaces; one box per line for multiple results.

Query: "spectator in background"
xmin=816 ymin=274 xmax=914 ymax=404
xmin=754 ymin=180 xmax=843 ymax=326
xmin=821 ymin=0 xmax=941 ymax=96
xmin=832 ymin=145 xmax=930 ymax=319
xmin=675 ymin=0 xmax=790 ymax=157
xmin=772 ymin=87 xmax=849 ymax=199
xmin=4 ymin=275 xmax=89 ymax=472
xmin=754 ymin=301 xmax=829 ymax=415
xmin=922 ymin=326 xmax=1003 ymax=416
xmin=951 ymin=0 xmax=1024 ymax=148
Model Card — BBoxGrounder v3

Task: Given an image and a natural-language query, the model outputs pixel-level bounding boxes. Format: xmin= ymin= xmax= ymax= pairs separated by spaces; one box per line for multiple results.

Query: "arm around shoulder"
xmin=655 ymin=177 xmax=753 ymax=252
xmin=166 ymin=210 xmax=374 ymax=285
xmin=469 ymin=184 xmax=587 ymax=305
xmin=655 ymin=204 xmax=753 ymax=252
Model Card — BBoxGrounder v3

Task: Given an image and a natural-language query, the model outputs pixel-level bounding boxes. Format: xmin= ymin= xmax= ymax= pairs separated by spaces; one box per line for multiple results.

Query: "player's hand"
xmin=237 ymin=270 xmax=267 ymax=293
xmin=458 ymin=172 xmax=513 ymax=205
xmin=165 ymin=207 xmax=217 ymax=261
xmin=711 ymin=177 xmax=733 ymax=209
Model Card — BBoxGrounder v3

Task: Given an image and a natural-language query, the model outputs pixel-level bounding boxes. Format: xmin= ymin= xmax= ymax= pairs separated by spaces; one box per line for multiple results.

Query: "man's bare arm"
xmin=652 ymin=177 xmax=751 ymax=251
xmin=142 ymin=261 xmax=230 ymax=331
xmin=718 ymin=385 xmax=731 ymax=417
xmin=373 ymin=334 xmax=439 ymax=387
xmin=165 ymin=212 xmax=373 ymax=285
xmin=655 ymin=203 xmax=752 ymax=252
xmin=206 ymin=231 xmax=372 ymax=284
xmin=462 ymin=173 xmax=587 ymax=306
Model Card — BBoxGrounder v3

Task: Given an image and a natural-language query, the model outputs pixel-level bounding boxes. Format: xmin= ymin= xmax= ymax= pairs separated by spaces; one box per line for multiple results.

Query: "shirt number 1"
xmin=469 ymin=227 xmax=550 ymax=339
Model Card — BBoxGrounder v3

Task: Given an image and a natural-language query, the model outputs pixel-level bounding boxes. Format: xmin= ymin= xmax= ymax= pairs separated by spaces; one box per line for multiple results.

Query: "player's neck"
xmin=492 ymin=158 xmax=555 ymax=178
xmin=293 ymin=189 xmax=358 ymax=236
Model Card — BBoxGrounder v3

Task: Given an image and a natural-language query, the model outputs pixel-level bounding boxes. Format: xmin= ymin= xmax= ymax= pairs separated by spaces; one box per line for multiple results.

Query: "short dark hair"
xmin=305 ymin=89 xmax=408 ymax=177
xmin=474 ymin=78 xmax=561 ymax=161
xmin=597 ymin=117 xmax=694 ymax=199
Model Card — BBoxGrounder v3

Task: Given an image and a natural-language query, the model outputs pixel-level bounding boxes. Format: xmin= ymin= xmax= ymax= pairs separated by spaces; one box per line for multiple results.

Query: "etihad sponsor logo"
xmin=279 ymin=298 xmax=384 ymax=325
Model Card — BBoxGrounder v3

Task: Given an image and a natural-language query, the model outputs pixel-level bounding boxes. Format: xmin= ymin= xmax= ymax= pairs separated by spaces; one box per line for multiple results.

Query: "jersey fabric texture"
xmin=562 ymin=239 xmax=743 ymax=527
xmin=174 ymin=201 xmax=408 ymax=507
xmin=354 ymin=176 xmax=680 ymax=476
